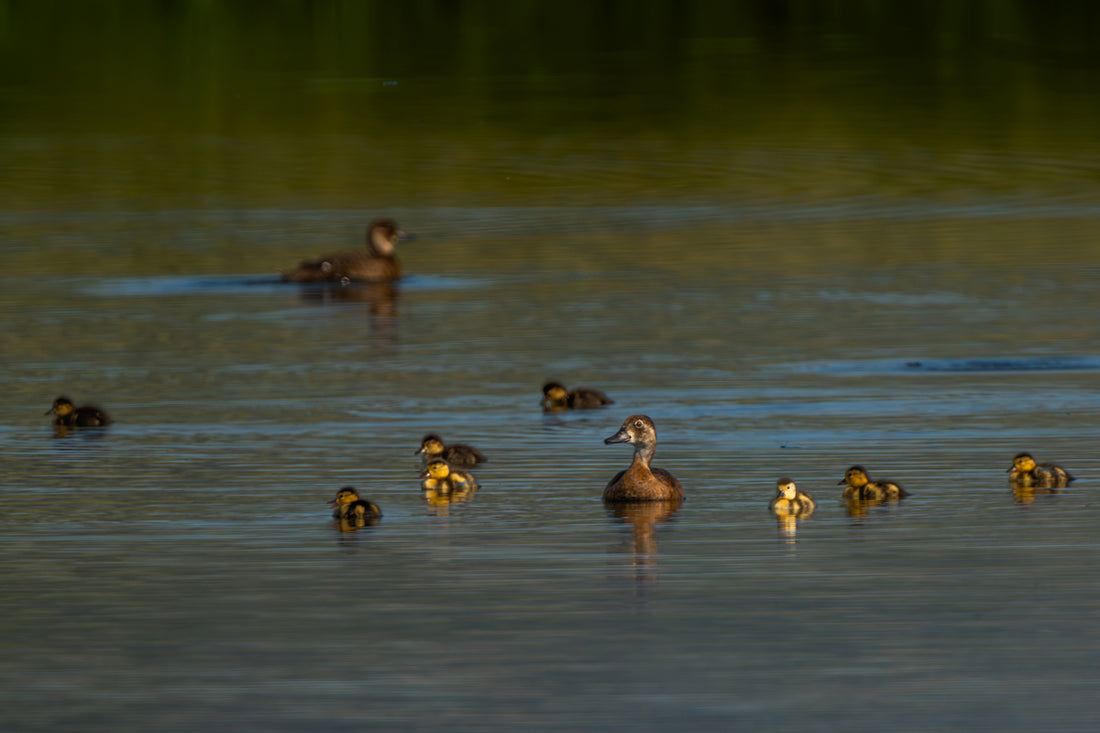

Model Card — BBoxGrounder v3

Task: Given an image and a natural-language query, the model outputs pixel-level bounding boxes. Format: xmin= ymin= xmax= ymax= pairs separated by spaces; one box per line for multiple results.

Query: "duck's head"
xmin=46 ymin=396 xmax=75 ymax=418
xmin=416 ymin=434 xmax=445 ymax=457
xmin=839 ymin=465 xmax=870 ymax=487
xmin=542 ymin=381 xmax=568 ymax=403
xmin=605 ymin=414 xmax=657 ymax=449
xmin=367 ymin=218 xmax=407 ymax=257
xmin=776 ymin=477 xmax=798 ymax=500
xmin=419 ymin=459 xmax=452 ymax=481
xmin=329 ymin=486 xmax=361 ymax=508
xmin=1010 ymin=452 xmax=1037 ymax=473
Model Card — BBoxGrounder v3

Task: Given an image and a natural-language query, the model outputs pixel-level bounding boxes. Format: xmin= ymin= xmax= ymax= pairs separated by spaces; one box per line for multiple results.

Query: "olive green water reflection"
xmin=3 ymin=5 xmax=1100 ymax=733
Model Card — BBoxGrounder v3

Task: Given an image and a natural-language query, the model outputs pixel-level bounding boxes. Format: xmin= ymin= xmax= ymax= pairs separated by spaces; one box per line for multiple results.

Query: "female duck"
xmin=1008 ymin=452 xmax=1074 ymax=489
xmin=603 ymin=414 xmax=684 ymax=502
xmin=541 ymin=381 xmax=614 ymax=411
xmin=420 ymin=459 xmax=478 ymax=493
xmin=282 ymin=218 xmax=407 ymax=283
xmin=838 ymin=465 xmax=908 ymax=501
xmin=329 ymin=487 xmax=383 ymax=521
xmin=415 ymin=434 xmax=486 ymax=469
xmin=46 ymin=396 xmax=112 ymax=427
xmin=769 ymin=478 xmax=816 ymax=516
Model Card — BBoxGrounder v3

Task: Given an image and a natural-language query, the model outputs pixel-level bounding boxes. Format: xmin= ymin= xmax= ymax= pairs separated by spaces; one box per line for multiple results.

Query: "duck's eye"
xmin=634 ymin=420 xmax=644 ymax=429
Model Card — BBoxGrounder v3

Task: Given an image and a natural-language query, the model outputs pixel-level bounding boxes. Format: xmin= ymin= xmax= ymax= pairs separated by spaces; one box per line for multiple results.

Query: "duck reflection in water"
xmin=768 ymin=478 xmax=815 ymax=541
xmin=420 ymin=459 xmax=478 ymax=512
xmin=329 ymin=486 xmax=383 ymax=532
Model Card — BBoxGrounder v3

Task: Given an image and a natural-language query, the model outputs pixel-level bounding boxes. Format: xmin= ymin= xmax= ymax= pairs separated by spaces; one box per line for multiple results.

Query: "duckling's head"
xmin=776 ymin=477 xmax=798 ymax=500
xmin=604 ymin=414 xmax=657 ymax=448
xmin=839 ymin=465 xmax=870 ymax=487
xmin=542 ymin=381 xmax=568 ymax=402
xmin=1010 ymin=452 xmax=1037 ymax=473
xmin=46 ymin=396 xmax=75 ymax=418
xmin=367 ymin=218 xmax=405 ymax=257
xmin=416 ymin=434 xmax=445 ymax=457
xmin=419 ymin=459 xmax=452 ymax=481
xmin=329 ymin=486 xmax=361 ymax=509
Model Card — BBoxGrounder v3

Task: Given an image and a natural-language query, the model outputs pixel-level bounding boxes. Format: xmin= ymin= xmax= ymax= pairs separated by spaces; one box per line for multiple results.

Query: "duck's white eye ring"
xmin=634 ymin=420 xmax=644 ymax=428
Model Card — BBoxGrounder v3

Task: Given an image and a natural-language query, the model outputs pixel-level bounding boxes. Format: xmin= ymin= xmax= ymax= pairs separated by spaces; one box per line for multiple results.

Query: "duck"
xmin=45 ymin=396 xmax=112 ymax=427
xmin=329 ymin=486 xmax=383 ymax=521
xmin=541 ymin=381 xmax=614 ymax=411
xmin=602 ymin=414 xmax=684 ymax=502
xmin=419 ymin=459 xmax=478 ymax=493
xmin=414 ymin=434 xmax=486 ymax=469
xmin=281 ymin=218 xmax=407 ymax=283
xmin=838 ymin=465 xmax=908 ymax=501
xmin=768 ymin=478 xmax=816 ymax=516
xmin=1008 ymin=452 xmax=1074 ymax=489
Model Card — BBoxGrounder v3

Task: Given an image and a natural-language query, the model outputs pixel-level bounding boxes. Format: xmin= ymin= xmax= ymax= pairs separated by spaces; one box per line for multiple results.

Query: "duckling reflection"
xmin=1008 ymin=452 xmax=1074 ymax=489
xmin=46 ymin=396 xmax=112 ymax=429
xmin=415 ymin=434 xmax=487 ymax=469
xmin=281 ymin=218 xmax=408 ymax=283
xmin=419 ymin=459 xmax=478 ymax=507
xmin=329 ymin=486 xmax=382 ymax=531
xmin=541 ymin=381 xmax=614 ymax=411
xmin=603 ymin=415 xmax=684 ymax=502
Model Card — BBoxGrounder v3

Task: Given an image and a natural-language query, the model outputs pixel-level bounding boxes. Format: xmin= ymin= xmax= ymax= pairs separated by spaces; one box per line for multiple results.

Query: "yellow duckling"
xmin=1008 ymin=452 xmax=1074 ymax=489
xmin=328 ymin=487 xmax=382 ymax=521
xmin=838 ymin=465 xmax=908 ymax=501
xmin=45 ymin=395 xmax=112 ymax=427
xmin=541 ymin=381 xmax=614 ymax=411
xmin=414 ymin=433 xmax=486 ymax=469
xmin=419 ymin=459 xmax=478 ymax=493
xmin=768 ymin=478 xmax=816 ymax=516
xmin=603 ymin=414 xmax=684 ymax=502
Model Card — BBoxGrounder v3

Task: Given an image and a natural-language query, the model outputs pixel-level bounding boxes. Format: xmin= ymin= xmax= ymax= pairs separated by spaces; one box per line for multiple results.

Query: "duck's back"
xmin=71 ymin=406 xmax=111 ymax=427
xmin=569 ymin=388 xmax=613 ymax=409
xmin=443 ymin=444 xmax=487 ymax=468
xmin=603 ymin=464 xmax=683 ymax=502
xmin=284 ymin=251 xmax=400 ymax=283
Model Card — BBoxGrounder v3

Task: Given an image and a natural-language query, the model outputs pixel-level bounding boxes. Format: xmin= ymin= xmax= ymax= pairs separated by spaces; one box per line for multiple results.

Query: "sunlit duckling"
xmin=838 ymin=465 xmax=908 ymax=501
xmin=328 ymin=486 xmax=383 ymax=521
xmin=414 ymin=433 xmax=486 ymax=469
xmin=419 ymin=459 xmax=478 ymax=493
xmin=45 ymin=396 xmax=112 ymax=427
xmin=769 ymin=478 xmax=816 ymax=517
xmin=281 ymin=218 xmax=408 ymax=283
xmin=603 ymin=414 xmax=684 ymax=502
xmin=541 ymin=381 xmax=614 ymax=411
xmin=1008 ymin=452 xmax=1074 ymax=489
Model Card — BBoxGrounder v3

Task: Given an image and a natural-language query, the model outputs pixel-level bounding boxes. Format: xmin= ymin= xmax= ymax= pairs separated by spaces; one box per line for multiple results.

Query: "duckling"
xmin=419 ymin=459 xmax=478 ymax=493
xmin=329 ymin=486 xmax=383 ymax=521
xmin=838 ymin=465 xmax=908 ymax=501
xmin=45 ymin=396 xmax=112 ymax=427
xmin=414 ymin=433 xmax=486 ymax=469
xmin=281 ymin=218 xmax=407 ymax=283
xmin=1008 ymin=452 xmax=1074 ymax=489
xmin=768 ymin=478 xmax=816 ymax=516
xmin=603 ymin=414 xmax=684 ymax=502
xmin=541 ymin=381 xmax=614 ymax=411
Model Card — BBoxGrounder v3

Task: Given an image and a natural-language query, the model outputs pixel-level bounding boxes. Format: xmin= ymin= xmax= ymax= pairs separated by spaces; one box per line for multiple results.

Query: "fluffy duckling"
xmin=420 ymin=459 xmax=478 ymax=493
xmin=603 ymin=414 xmax=684 ymax=502
xmin=768 ymin=478 xmax=816 ymax=516
xmin=541 ymin=381 xmax=614 ymax=411
xmin=281 ymin=218 xmax=407 ymax=283
xmin=45 ymin=396 xmax=112 ymax=427
xmin=414 ymin=434 xmax=487 ymax=469
xmin=329 ymin=487 xmax=383 ymax=521
xmin=1008 ymin=452 xmax=1074 ymax=489
xmin=838 ymin=465 xmax=908 ymax=501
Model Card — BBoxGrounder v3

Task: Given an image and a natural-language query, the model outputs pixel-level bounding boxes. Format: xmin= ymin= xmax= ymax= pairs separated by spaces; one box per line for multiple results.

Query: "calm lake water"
xmin=3 ymin=6 xmax=1100 ymax=732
